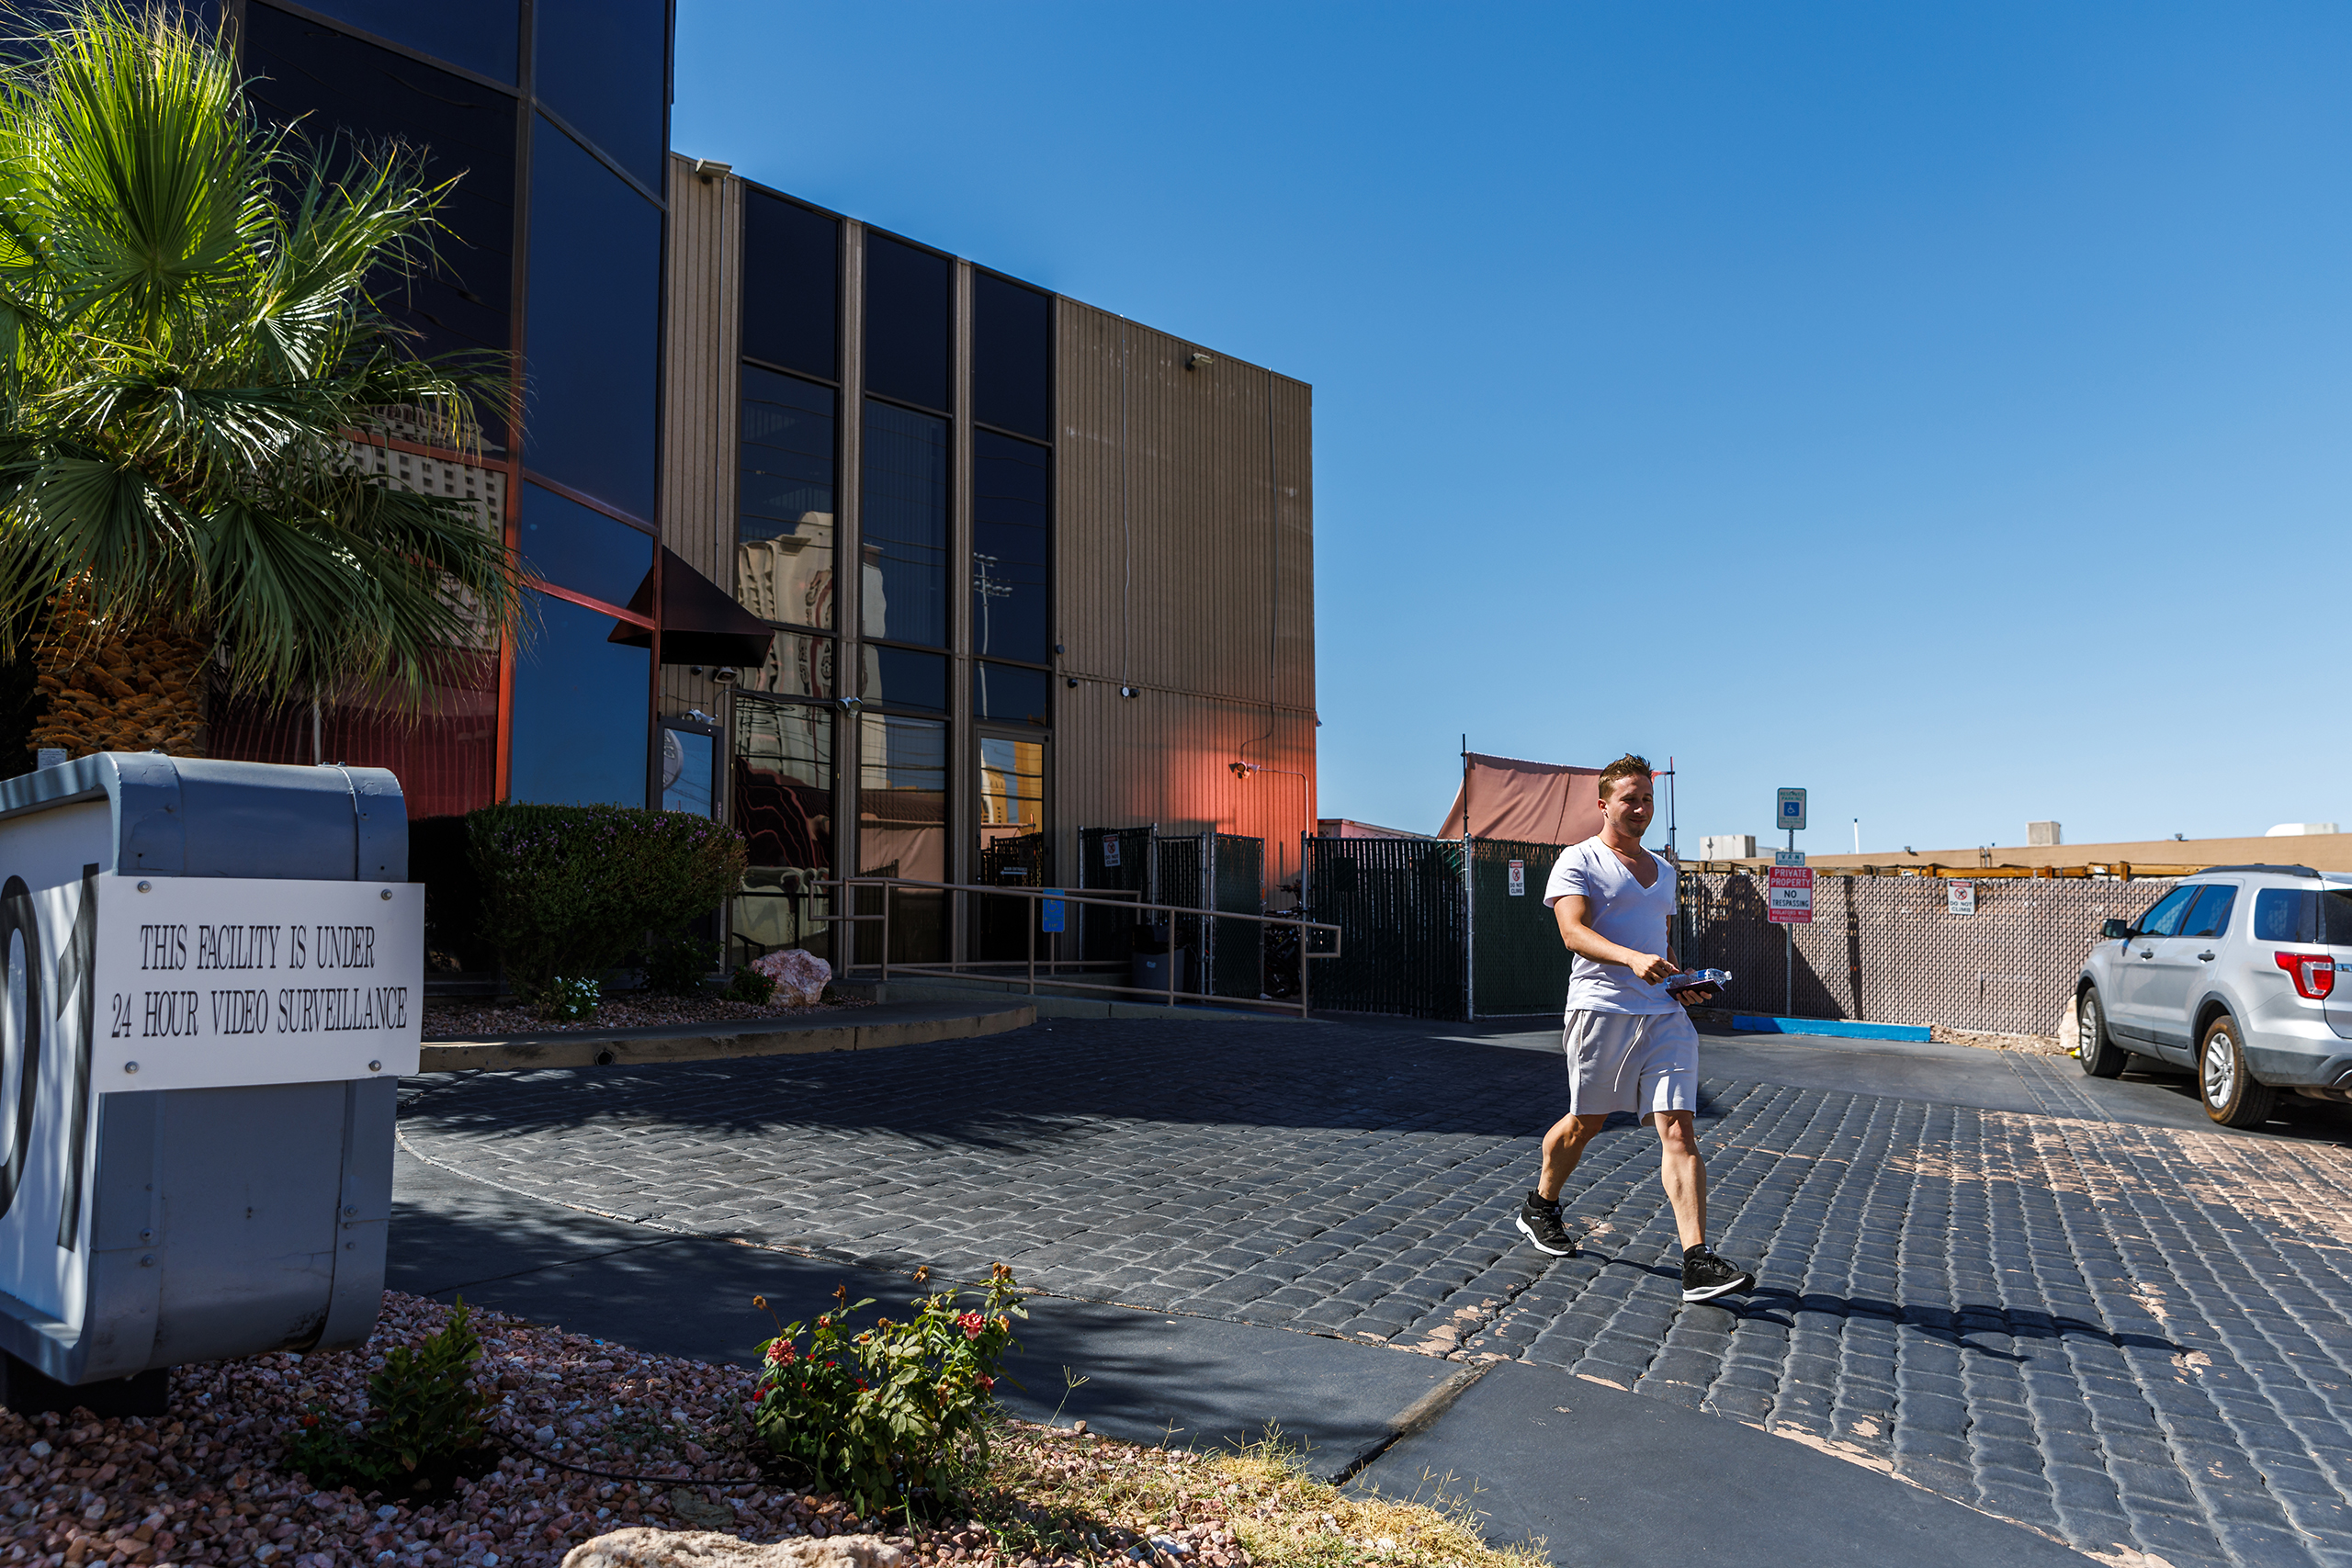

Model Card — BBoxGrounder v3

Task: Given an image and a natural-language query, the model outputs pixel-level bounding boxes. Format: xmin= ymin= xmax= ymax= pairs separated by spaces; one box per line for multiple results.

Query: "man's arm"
xmin=1552 ymin=894 xmax=1679 ymax=984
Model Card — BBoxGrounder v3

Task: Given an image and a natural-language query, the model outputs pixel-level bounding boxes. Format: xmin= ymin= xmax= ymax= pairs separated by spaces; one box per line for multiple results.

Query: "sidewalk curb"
xmin=1729 ymin=1014 xmax=1932 ymax=1043
xmin=1332 ymin=1361 xmax=1492 ymax=1483
xmin=416 ymin=1002 xmax=1036 ymax=1071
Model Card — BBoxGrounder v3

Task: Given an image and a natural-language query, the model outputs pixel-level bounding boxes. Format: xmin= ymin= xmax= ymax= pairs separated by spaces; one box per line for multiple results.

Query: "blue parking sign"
xmin=1776 ymin=788 xmax=1807 ymax=830
xmin=1040 ymin=892 xmax=1066 ymax=933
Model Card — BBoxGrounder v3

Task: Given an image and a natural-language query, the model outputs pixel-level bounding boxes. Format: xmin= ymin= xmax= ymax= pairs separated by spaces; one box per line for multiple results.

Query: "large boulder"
xmin=562 ymin=1529 xmax=907 ymax=1568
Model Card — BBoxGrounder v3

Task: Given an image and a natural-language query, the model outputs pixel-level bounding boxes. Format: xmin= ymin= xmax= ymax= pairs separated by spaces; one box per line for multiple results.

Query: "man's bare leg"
xmin=1654 ymin=1110 xmax=1706 ymax=1250
xmin=1538 ymin=1112 xmax=1609 ymax=1201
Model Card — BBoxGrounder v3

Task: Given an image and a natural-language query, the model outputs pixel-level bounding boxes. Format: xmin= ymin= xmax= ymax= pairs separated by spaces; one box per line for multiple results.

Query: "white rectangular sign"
xmin=1508 ymin=859 xmax=1526 ymax=897
xmin=1777 ymin=788 xmax=1807 ymax=832
xmin=1774 ymin=850 xmax=1806 ymax=867
xmin=1948 ymin=880 xmax=1976 ymax=916
xmin=94 ymin=877 xmax=423 ymax=1092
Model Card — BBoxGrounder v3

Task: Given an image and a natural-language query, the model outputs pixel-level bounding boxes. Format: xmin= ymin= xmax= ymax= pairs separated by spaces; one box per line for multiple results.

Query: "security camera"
xmin=1119 ymin=685 xmax=1138 ymax=699
xmin=712 ymin=667 xmax=738 ymax=683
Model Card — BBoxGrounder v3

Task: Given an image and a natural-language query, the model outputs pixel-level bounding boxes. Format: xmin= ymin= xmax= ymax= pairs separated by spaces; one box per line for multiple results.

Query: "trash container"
xmin=1128 ymin=920 xmax=1193 ymax=998
xmin=0 ymin=753 xmax=422 ymax=1413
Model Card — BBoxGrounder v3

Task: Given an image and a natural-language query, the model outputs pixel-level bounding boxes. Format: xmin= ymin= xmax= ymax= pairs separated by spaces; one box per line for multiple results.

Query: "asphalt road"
xmin=390 ymin=1018 xmax=2352 ymax=1568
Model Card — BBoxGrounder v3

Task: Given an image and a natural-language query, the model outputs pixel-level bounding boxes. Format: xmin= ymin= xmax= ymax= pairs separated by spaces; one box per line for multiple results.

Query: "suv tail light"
xmin=2277 ymin=951 xmax=2337 ymax=999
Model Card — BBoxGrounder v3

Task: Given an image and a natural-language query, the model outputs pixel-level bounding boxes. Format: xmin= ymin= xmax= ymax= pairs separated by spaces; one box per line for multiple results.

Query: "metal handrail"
xmin=805 ymin=874 xmax=1342 ymax=1021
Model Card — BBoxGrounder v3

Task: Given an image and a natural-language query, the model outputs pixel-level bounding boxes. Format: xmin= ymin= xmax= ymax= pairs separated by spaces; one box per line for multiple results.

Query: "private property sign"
xmin=1767 ymin=863 xmax=1815 ymax=924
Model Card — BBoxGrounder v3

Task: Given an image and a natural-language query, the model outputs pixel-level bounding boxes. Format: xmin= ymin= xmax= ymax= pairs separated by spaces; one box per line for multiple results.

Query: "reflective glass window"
xmin=736 ymin=368 xmax=835 ymax=628
xmin=277 ymin=0 xmax=519 ymax=83
xmin=531 ymin=0 xmax=667 ymax=191
xmin=732 ymin=694 xmax=835 ymax=963
xmin=742 ymin=193 xmax=838 ymax=379
xmin=661 ymin=726 xmax=716 ymax=817
xmin=973 ymin=273 xmax=1051 ymax=440
xmin=2181 ymin=885 xmax=2238 ymax=941
xmin=244 ymin=6 xmax=516 ymax=428
xmin=979 ymin=735 xmax=1046 ymax=844
xmin=972 ymin=431 xmax=1050 ymax=664
xmin=741 ymin=634 xmax=835 ymax=699
xmin=2255 ymin=889 xmax=2303 ymax=943
xmin=2136 ymin=886 xmax=2197 ymax=937
xmin=863 ymin=646 xmax=947 ymax=714
xmin=974 ymin=662 xmax=1050 ymax=728
xmin=861 ymin=400 xmax=948 ymax=647
xmin=857 ymin=712 xmax=947 ymax=962
xmin=975 ymin=733 xmax=1048 ymax=960
xmin=508 ymin=593 xmax=649 ymax=806
xmin=865 ymin=235 xmax=950 ymax=412
xmin=520 ymin=482 xmax=652 ymax=606
xmin=526 ymin=116 xmax=660 ymax=522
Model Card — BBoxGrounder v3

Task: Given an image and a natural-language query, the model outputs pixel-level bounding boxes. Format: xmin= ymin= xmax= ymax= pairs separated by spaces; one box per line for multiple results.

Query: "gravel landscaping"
xmin=424 ymin=995 xmax=869 ymax=1041
xmin=0 ymin=1294 xmax=1530 ymax=1568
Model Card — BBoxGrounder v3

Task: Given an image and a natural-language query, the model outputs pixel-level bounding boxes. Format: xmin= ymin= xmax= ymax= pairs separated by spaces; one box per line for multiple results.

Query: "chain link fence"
xmin=1679 ymin=872 xmax=2181 ymax=1035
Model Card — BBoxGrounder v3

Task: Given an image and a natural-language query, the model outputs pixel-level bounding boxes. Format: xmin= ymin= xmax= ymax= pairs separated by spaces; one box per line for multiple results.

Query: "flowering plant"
xmin=751 ymin=1264 xmax=1025 ymax=1519
xmin=539 ymin=974 xmax=600 ymax=1021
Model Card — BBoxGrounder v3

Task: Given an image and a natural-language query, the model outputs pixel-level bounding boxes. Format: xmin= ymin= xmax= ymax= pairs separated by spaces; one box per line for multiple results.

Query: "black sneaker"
xmin=1680 ymin=1246 xmax=1755 ymax=1303
xmin=1514 ymin=1191 xmax=1577 ymax=1257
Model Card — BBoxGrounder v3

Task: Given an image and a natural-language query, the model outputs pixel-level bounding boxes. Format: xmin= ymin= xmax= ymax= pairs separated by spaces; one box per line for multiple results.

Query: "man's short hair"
xmin=1597 ymin=754 xmax=1653 ymax=802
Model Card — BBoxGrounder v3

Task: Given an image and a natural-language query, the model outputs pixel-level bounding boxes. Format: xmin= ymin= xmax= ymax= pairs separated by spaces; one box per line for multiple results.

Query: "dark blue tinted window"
xmin=245 ymin=6 xmax=516 ymax=426
xmin=526 ymin=116 xmax=660 ymax=522
xmin=509 ymin=593 xmax=650 ymax=806
xmin=864 ymin=646 xmax=947 ymax=713
xmin=2255 ymin=889 xmax=2305 ymax=942
xmin=736 ymin=368 xmax=836 ymax=629
xmin=974 ymin=662 xmax=1049 ymax=727
xmin=865 ymin=235 xmax=950 ymax=412
xmin=2136 ymin=886 xmax=2196 ymax=937
xmin=972 ymin=431 xmax=1049 ymax=664
xmin=742 ymin=192 xmax=838 ymax=379
xmin=272 ymin=0 xmax=519 ymax=83
xmin=862 ymin=400 xmax=948 ymax=648
xmin=531 ymin=0 xmax=667 ymax=191
xmin=2181 ymin=885 xmax=2236 ymax=940
xmin=973 ymin=273 xmax=1050 ymax=439
xmin=520 ymin=482 xmax=652 ymax=606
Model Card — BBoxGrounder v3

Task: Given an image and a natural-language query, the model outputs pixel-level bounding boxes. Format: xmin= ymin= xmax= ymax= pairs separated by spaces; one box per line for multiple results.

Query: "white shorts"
xmin=1562 ymin=1008 xmax=1700 ymax=1116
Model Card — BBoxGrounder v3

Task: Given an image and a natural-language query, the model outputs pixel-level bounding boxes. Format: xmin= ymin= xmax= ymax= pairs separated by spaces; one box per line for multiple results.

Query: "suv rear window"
xmin=2252 ymin=887 xmax=2352 ymax=944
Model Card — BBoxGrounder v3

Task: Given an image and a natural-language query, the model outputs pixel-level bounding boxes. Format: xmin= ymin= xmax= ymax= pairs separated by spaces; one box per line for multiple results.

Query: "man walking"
xmin=1514 ymin=754 xmax=1756 ymax=1303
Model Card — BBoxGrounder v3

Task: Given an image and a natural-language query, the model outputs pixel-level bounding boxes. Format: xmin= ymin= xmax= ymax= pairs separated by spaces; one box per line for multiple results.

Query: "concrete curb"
xmin=1730 ymin=1013 xmax=1933 ymax=1043
xmin=416 ymin=1001 xmax=1036 ymax=1071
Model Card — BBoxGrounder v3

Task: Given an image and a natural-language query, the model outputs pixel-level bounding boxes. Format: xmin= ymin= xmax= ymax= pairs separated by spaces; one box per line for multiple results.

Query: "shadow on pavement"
xmin=1355 ymin=1359 xmax=2097 ymax=1568
xmin=389 ymin=1146 xmax=1452 ymax=1473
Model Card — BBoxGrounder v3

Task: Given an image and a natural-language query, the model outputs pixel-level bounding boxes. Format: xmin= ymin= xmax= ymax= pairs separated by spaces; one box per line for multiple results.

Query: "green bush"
xmin=467 ymin=804 xmax=747 ymax=998
xmin=539 ymin=975 xmax=601 ymax=1021
xmin=752 ymin=1265 xmax=1025 ymax=1520
xmin=724 ymin=964 xmax=776 ymax=1004
xmin=644 ymin=931 xmax=718 ymax=997
xmin=287 ymin=1300 xmax=493 ymax=1496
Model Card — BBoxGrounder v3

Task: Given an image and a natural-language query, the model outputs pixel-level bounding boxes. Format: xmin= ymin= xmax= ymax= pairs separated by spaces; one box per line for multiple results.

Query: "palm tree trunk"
xmin=29 ymin=586 xmax=208 ymax=758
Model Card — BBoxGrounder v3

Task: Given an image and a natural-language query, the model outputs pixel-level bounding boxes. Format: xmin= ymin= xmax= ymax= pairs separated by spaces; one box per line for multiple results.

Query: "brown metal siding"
xmin=1053 ymin=300 xmax=1317 ymax=891
xmin=657 ymin=155 xmax=741 ymax=721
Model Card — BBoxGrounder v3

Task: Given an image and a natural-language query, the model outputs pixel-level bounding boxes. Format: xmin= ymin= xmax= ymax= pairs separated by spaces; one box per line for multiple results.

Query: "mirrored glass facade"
xmin=861 ymin=401 xmax=950 ymax=649
xmin=733 ymin=695 xmax=836 ymax=963
xmin=736 ymin=368 xmax=835 ymax=629
xmin=235 ymin=1 xmax=675 ymax=824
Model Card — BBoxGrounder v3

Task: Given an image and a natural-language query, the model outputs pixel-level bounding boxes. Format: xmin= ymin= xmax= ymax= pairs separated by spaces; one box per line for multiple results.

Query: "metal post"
xmin=1027 ymin=889 xmax=1036 ymax=996
xmin=1297 ymin=908 xmax=1311 ymax=1021
xmin=1785 ymin=826 xmax=1795 ymax=1015
xmin=881 ymin=886 xmax=893 ymax=985
xmin=1462 ymin=830 xmax=1476 ymax=1022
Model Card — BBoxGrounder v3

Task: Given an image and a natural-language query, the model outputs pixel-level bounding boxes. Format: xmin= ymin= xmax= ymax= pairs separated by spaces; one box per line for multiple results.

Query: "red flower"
xmin=978 ymin=1375 xmax=995 ymax=1392
xmin=957 ymin=1312 xmax=986 ymax=1339
xmin=765 ymin=1341 xmax=797 ymax=1367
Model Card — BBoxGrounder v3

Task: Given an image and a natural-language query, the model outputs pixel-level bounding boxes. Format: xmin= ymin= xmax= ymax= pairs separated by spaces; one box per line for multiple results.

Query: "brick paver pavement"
xmin=400 ymin=1020 xmax=2352 ymax=1568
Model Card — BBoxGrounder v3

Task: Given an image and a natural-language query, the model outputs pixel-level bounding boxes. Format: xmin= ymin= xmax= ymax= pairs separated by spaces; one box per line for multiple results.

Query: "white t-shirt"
xmin=1542 ymin=837 xmax=1679 ymax=1016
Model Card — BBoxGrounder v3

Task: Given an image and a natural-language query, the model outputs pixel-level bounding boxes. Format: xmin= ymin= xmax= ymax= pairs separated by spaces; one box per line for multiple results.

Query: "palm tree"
xmin=0 ymin=2 xmax=522 ymax=760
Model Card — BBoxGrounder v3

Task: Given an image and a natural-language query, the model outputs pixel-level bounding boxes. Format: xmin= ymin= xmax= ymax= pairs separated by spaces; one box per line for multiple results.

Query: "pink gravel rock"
xmin=748 ymin=950 xmax=831 ymax=1007
xmin=562 ymin=1528 xmax=908 ymax=1567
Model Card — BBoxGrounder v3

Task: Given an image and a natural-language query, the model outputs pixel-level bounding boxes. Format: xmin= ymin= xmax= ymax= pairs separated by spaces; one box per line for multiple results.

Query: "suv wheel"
xmin=2078 ymin=987 xmax=2127 ymax=1079
xmin=2199 ymin=1014 xmax=2277 ymax=1129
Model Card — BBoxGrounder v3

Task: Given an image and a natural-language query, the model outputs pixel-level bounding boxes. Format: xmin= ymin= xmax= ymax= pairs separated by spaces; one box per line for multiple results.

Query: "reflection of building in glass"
xmin=731 ymin=695 xmax=834 ymax=959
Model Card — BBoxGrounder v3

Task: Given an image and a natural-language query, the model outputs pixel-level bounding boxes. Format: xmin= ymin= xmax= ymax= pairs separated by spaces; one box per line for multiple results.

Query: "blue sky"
xmin=674 ymin=3 xmax=2352 ymax=856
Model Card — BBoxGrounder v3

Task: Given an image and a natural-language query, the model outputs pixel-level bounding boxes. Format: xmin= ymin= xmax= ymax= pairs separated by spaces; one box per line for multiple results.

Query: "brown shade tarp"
xmin=1437 ymin=752 xmax=1603 ymax=845
xmin=609 ymin=547 xmax=778 ymax=667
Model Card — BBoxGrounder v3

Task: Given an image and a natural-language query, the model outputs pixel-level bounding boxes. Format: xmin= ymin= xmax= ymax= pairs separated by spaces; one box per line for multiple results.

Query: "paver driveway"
xmin=400 ymin=1019 xmax=2352 ymax=1568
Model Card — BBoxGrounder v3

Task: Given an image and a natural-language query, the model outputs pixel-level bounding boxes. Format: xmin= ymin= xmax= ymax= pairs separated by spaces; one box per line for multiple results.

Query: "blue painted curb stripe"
xmin=1730 ymin=1015 xmax=1934 ymax=1043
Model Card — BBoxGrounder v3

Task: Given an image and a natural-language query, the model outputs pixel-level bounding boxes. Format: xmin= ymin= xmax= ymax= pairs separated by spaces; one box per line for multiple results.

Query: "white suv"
xmin=2076 ymin=864 xmax=2352 ymax=1127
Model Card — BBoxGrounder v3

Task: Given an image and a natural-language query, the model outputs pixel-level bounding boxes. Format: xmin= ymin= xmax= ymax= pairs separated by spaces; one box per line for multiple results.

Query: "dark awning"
xmin=608 ymin=547 xmax=776 ymax=667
